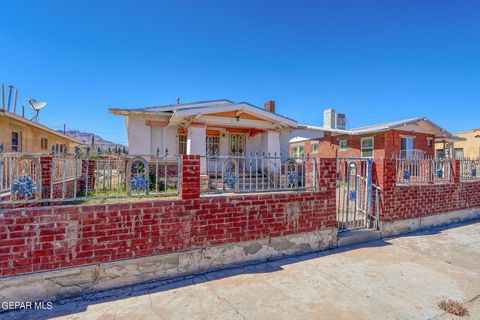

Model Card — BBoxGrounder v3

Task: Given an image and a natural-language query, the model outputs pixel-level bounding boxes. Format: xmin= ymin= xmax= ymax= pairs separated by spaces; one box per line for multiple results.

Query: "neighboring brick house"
xmin=290 ymin=109 xmax=463 ymax=159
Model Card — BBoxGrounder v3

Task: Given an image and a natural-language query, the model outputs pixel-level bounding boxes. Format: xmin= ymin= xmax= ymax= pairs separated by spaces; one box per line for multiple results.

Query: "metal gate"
xmin=336 ymin=158 xmax=379 ymax=232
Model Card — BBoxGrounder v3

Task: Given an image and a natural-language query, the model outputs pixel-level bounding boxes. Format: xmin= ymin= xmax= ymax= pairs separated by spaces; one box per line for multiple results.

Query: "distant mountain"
xmin=58 ymin=129 xmax=122 ymax=147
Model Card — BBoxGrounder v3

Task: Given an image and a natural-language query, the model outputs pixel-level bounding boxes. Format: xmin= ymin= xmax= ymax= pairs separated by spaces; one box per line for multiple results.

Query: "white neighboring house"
xmin=109 ymin=99 xmax=323 ymax=173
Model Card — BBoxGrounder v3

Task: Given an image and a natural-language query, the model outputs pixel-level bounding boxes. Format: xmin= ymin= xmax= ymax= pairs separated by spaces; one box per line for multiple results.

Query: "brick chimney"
xmin=264 ymin=100 xmax=275 ymax=113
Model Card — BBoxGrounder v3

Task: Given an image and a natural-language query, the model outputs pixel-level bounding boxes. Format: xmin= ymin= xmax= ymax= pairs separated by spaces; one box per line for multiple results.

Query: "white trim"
xmin=290 ymin=141 xmax=306 ymax=147
xmin=360 ymin=137 xmax=374 ymax=158
xmin=167 ymin=103 xmax=297 ymax=127
xmin=171 ymin=115 xmax=279 ymax=130
xmin=339 ymin=139 xmax=348 ymax=151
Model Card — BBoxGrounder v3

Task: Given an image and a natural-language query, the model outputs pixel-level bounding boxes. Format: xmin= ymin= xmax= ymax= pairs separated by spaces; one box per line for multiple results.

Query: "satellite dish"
xmin=26 ymin=98 xmax=47 ymax=122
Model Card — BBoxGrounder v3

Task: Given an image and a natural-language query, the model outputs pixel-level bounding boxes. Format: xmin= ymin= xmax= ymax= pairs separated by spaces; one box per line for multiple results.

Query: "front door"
xmin=230 ymin=133 xmax=245 ymax=156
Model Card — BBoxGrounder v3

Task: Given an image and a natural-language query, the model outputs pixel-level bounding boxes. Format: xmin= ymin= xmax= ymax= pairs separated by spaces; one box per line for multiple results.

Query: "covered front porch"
xmin=184 ymin=124 xmax=283 ymax=174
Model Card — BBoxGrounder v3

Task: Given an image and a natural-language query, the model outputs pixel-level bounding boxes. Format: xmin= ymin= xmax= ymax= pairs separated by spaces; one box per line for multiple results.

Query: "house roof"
xmin=109 ymin=99 xmax=298 ymax=127
xmin=0 ymin=110 xmax=82 ymax=144
xmin=299 ymin=117 xmax=465 ymax=141
xmin=112 ymin=99 xmax=234 ymax=113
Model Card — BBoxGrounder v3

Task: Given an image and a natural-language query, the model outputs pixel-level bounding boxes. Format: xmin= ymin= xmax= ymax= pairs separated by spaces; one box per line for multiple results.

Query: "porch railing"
xmin=459 ymin=159 xmax=480 ymax=181
xmin=0 ymin=149 xmax=180 ymax=203
xmin=395 ymin=155 xmax=452 ymax=185
xmin=201 ymin=152 xmax=312 ymax=194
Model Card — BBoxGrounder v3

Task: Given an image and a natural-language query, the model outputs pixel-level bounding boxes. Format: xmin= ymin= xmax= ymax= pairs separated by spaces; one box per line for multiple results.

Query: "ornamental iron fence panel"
xmin=201 ymin=152 xmax=312 ymax=194
xmin=0 ymin=148 xmax=180 ymax=204
xmin=395 ymin=155 xmax=452 ymax=185
xmin=459 ymin=158 xmax=480 ymax=181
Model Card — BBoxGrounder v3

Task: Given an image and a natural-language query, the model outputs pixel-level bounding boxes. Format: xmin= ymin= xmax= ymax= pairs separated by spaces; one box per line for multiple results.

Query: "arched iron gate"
xmin=336 ymin=158 xmax=379 ymax=232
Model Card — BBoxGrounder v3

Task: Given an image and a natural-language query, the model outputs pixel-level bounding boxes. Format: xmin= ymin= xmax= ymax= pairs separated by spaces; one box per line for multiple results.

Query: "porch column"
xmin=264 ymin=130 xmax=281 ymax=173
xmin=187 ymin=124 xmax=207 ymax=174
xmin=265 ymin=130 xmax=281 ymax=155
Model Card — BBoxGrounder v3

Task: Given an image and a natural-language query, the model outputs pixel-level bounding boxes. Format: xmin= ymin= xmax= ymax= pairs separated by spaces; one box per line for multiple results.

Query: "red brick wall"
xmin=376 ymin=159 xmax=480 ymax=222
xmin=52 ymin=179 xmax=77 ymax=199
xmin=0 ymin=159 xmax=337 ymax=277
xmin=180 ymin=154 xmax=201 ymax=199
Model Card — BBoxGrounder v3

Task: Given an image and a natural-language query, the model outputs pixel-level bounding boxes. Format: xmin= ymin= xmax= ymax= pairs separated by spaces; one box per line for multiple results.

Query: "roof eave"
xmin=1 ymin=111 xmax=83 ymax=144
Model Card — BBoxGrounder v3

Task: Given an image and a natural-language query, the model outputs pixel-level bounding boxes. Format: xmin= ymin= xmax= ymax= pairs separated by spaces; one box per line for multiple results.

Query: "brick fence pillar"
xmin=316 ymin=158 xmax=337 ymax=223
xmin=316 ymin=158 xmax=337 ymax=194
xmin=180 ymin=155 xmax=201 ymax=200
xmin=304 ymin=157 xmax=317 ymax=190
xmin=451 ymin=159 xmax=461 ymax=184
xmin=39 ymin=155 xmax=52 ymax=199
xmin=374 ymin=159 xmax=397 ymax=221
xmin=78 ymin=159 xmax=96 ymax=195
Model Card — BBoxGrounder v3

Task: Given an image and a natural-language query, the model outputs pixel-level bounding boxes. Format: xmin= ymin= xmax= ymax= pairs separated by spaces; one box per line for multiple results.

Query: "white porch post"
xmin=187 ymin=124 xmax=207 ymax=174
xmin=264 ymin=130 xmax=281 ymax=173
xmin=265 ymin=130 xmax=281 ymax=155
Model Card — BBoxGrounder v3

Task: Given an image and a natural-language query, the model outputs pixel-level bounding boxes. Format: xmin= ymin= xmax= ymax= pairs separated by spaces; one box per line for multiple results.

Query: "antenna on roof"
xmin=7 ymin=85 xmax=13 ymax=111
xmin=176 ymin=97 xmax=180 ymax=105
xmin=26 ymin=98 xmax=47 ymax=122
xmin=1 ymin=84 xmax=4 ymax=111
xmin=13 ymin=89 xmax=18 ymax=114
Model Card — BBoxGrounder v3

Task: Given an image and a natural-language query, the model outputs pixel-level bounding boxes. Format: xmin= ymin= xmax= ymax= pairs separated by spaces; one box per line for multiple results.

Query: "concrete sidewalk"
xmin=4 ymin=220 xmax=480 ymax=320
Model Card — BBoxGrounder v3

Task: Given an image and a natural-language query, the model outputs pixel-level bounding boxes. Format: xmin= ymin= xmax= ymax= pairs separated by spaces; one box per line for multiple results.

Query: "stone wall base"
xmin=0 ymin=228 xmax=337 ymax=305
xmin=380 ymin=207 xmax=480 ymax=238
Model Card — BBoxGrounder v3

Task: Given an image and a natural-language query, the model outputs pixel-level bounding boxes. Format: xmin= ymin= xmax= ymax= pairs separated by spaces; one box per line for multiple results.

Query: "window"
xmin=178 ymin=134 xmax=187 ymax=155
xmin=400 ymin=136 xmax=414 ymax=157
xmin=230 ymin=133 xmax=245 ymax=155
xmin=361 ymin=137 xmax=374 ymax=158
xmin=401 ymin=137 xmax=414 ymax=151
xmin=436 ymin=149 xmax=445 ymax=158
xmin=339 ymin=140 xmax=347 ymax=151
xmin=41 ymin=138 xmax=48 ymax=150
xmin=11 ymin=131 xmax=20 ymax=151
xmin=206 ymin=135 xmax=220 ymax=155
xmin=427 ymin=138 xmax=433 ymax=147
xmin=454 ymin=148 xmax=464 ymax=159
xmin=312 ymin=143 xmax=318 ymax=153
xmin=293 ymin=145 xmax=304 ymax=159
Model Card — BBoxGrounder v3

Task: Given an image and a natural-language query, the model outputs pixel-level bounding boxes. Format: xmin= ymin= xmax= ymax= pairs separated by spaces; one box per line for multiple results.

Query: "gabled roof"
xmin=348 ymin=117 xmax=425 ymax=134
xmin=109 ymin=99 xmax=298 ymax=127
xmin=300 ymin=117 xmax=464 ymax=141
xmin=114 ymin=99 xmax=234 ymax=113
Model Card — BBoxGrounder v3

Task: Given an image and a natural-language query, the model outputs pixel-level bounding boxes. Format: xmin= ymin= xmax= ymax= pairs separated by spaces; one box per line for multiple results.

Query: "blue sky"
xmin=1 ymin=0 xmax=479 ymax=144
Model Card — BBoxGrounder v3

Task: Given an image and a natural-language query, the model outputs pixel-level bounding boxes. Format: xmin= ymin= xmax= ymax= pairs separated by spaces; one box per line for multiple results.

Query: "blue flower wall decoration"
xmin=130 ymin=175 xmax=147 ymax=191
xmin=349 ymin=190 xmax=356 ymax=201
xmin=288 ymin=171 xmax=299 ymax=186
xmin=12 ymin=176 xmax=35 ymax=199
xmin=223 ymin=172 xmax=236 ymax=188
xmin=437 ymin=169 xmax=443 ymax=179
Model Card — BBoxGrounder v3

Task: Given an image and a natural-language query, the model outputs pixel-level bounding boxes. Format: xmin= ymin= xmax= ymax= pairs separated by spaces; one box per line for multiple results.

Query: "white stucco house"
xmin=109 ymin=99 xmax=323 ymax=173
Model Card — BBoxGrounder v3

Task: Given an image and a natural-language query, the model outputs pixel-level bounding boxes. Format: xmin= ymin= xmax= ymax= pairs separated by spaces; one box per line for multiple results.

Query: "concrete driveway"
xmin=4 ymin=220 xmax=480 ymax=320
